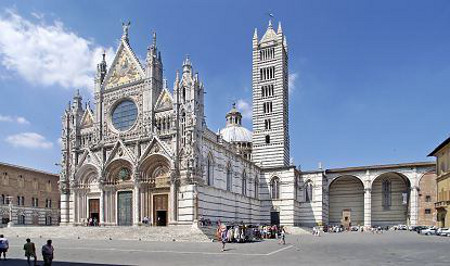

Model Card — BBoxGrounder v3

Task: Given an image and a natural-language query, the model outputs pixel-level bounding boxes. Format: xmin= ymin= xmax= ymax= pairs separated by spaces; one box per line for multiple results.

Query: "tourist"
xmin=0 ymin=234 xmax=9 ymax=260
xmin=143 ymin=216 xmax=149 ymax=224
xmin=24 ymin=238 xmax=37 ymax=266
xmin=220 ymin=225 xmax=228 ymax=252
xmin=42 ymin=239 xmax=54 ymax=266
xmin=93 ymin=217 xmax=98 ymax=226
xmin=279 ymin=227 xmax=286 ymax=245
xmin=88 ymin=217 xmax=93 ymax=226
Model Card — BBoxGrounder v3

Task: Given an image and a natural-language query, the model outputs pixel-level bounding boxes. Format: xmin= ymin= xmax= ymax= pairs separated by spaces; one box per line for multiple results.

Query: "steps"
xmin=0 ymin=225 xmax=211 ymax=242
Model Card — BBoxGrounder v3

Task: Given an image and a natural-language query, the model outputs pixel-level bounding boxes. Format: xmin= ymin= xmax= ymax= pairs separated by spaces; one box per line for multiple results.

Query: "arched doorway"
xmin=104 ymin=159 xmax=134 ymax=226
xmin=329 ymin=176 xmax=364 ymax=227
xmin=139 ymin=154 xmax=171 ymax=226
xmin=371 ymin=173 xmax=410 ymax=226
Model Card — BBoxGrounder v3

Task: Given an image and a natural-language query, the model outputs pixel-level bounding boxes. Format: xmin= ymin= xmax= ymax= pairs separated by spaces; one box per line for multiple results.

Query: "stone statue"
xmin=122 ymin=21 xmax=131 ymax=39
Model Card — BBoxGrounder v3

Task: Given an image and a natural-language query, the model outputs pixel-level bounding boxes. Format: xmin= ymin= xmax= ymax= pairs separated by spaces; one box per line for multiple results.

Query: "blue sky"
xmin=0 ymin=0 xmax=449 ymax=173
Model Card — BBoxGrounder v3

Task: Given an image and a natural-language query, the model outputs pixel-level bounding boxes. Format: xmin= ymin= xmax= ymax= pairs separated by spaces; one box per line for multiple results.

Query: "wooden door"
xmin=153 ymin=194 xmax=168 ymax=226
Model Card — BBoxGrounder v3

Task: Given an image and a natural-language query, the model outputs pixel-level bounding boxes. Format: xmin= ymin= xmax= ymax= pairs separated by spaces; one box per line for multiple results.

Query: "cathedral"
xmin=59 ymin=21 xmax=436 ymax=228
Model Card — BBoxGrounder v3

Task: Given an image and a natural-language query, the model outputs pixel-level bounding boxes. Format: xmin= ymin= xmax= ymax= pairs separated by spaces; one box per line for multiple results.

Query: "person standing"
xmin=279 ymin=227 xmax=286 ymax=245
xmin=220 ymin=225 xmax=228 ymax=252
xmin=0 ymin=234 xmax=9 ymax=260
xmin=24 ymin=238 xmax=37 ymax=266
xmin=42 ymin=239 xmax=54 ymax=266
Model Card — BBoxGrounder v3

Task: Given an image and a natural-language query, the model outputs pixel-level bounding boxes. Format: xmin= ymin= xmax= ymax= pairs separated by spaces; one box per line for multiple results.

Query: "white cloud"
xmin=236 ymin=99 xmax=252 ymax=120
xmin=0 ymin=114 xmax=30 ymax=125
xmin=5 ymin=132 xmax=53 ymax=149
xmin=0 ymin=9 xmax=114 ymax=91
xmin=289 ymin=72 xmax=299 ymax=93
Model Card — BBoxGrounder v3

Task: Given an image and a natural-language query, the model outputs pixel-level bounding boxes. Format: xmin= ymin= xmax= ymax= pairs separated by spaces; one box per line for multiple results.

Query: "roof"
xmin=325 ymin=161 xmax=436 ymax=174
xmin=0 ymin=161 xmax=58 ymax=177
xmin=428 ymin=136 xmax=450 ymax=156
xmin=220 ymin=125 xmax=252 ymax=143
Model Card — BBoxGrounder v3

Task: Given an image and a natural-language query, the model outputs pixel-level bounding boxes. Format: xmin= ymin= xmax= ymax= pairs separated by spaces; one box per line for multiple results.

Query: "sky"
xmin=0 ymin=0 xmax=449 ymax=174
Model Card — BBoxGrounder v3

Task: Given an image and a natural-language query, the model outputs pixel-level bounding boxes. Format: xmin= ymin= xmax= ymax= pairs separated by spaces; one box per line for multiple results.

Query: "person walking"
xmin=42 ymin=239 xmax=54 ymax=266
xmin=220 ymin=225 xmax=228 ymax=252
xmin=0 ymin=234 xmax=9 ymax=260
xmin=24 ymin=238 xmax=37 ymax=266
xmin=279 ymin=227 xmax=286 ymax=245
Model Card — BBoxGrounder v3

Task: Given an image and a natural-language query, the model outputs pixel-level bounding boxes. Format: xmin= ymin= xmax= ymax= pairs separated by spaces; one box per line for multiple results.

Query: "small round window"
xmin=112 ymin=100 xmax=138 ymax=131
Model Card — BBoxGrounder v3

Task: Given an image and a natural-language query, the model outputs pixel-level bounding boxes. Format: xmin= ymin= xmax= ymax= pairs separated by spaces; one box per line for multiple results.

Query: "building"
xmin=429 ymin=137 xmax=450 ymax=227
xmin=59 ymin=20 xmax=436 ymax=228
xmin=0 ymin=162 xmax=60 ymax=226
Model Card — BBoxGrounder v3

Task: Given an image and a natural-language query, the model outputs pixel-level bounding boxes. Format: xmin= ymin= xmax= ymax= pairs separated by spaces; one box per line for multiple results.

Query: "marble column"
xmin=409 ymin=186 xmax=419 ymax=226
xmin=169 ymin=179 xmax=178 ymax=225
xmin=133 ymin=185 xmax=140 ymax=226
xmin=364 ymin=188 xmax=372 ymax=227
xmin=99 ymin=189 xmax=104 ymax=226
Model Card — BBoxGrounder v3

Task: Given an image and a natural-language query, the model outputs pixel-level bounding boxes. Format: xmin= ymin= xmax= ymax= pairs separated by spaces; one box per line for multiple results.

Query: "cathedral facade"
xmin=59 ymin=21 xmax=436 ymax=228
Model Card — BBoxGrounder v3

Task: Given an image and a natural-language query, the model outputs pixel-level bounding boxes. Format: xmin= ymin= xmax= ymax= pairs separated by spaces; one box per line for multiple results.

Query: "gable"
xmin=105 ymin=139 xmax=137 ymax=166
xmin=103 ymin=41 xmax=144 ymax=90
xmin=81 ymin=109 xmax=94 ymax=128
xmin=139 ymin=137 xmax=173 ymax=163
xmin=155 ymin=89 xmax=173 ymax=112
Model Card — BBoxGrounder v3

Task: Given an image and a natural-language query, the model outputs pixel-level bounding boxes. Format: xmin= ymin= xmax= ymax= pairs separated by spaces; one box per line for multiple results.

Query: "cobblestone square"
xmin=0 ymin=230 xmax=448 ymax=266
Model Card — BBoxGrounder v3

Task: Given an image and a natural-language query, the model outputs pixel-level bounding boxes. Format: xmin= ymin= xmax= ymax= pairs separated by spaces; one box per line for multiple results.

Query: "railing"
xmin=435 ymin=201 xmax=450 ymax=208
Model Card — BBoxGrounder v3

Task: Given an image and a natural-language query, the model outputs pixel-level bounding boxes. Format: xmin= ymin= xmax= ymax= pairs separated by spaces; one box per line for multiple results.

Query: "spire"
xmin=253 ymin=28 xmax=258 ymax=39
xmin=268 ymin=19 xmax=273 ymax=29
xmin=277 ymin=21 xmax=283 ymax=34
xmin=72 ymin=89 xmax=83 ymax=111
xmin=163 ymin=78 xmax=168 ymax=89
xmin=152 ymin=31 xmax=157 ymax=48
xmin=97 ymin=50 xmax=107 ymax=83
xmin=121 ymin=21 xmax=131 ymax=42
xmin=182 ymin=55 xmax=192 ymax=74
xmin=174 ymin=69 xmax=180 ymax=88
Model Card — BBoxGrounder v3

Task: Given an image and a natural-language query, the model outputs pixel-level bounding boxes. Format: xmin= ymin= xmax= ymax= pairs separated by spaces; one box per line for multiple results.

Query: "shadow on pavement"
xmin=0 ymin=259 xmax=135 ymax=265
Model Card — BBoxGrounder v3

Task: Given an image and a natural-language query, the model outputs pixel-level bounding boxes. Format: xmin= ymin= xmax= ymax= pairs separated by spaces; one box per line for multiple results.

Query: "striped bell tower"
xmin=252 ymin=20 xmax=290 ymax=168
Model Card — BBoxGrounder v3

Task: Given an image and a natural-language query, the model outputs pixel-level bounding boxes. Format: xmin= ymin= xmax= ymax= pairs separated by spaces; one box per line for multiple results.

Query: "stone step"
xmin=0 ymin=225 xmax=211 ymax=242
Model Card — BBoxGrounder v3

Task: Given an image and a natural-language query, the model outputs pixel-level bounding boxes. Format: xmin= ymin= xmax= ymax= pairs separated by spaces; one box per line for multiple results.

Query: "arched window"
xmin=271 ymin=177 xmax=280 ymax=199
xmin=242 ymin=171 xmax=247 ymax=196
xmin=254 ymin=176 xmax=259 ymax=199
xmin=226 ymin=164 xmax=232 ymax=192
xmin=207 ymin=156 xmax=214 ymax=186
xmin=305 ymin=181 xmax=313 ymax=203
xmin=265 ymin=135 xmax=270 ymax=144
xmin=382 ymin=179 xmax=391 ymax=210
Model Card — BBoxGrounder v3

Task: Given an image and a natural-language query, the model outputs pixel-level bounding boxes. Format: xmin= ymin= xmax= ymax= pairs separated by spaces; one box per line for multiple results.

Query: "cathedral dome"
xmin=220 ymin=125 xmax=253 ymax=143
xmin=219 ymin=103 xmax=253 ymax=143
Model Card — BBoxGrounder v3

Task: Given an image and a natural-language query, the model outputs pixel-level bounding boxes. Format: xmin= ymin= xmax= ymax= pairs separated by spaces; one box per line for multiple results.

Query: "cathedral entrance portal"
xmin=117 ymin=191 xmax=133 ymax=226
xmin=153 ymin=194 xmax=168 ymax=226
xmin=89 ymin=199 xmax=100 ymax=225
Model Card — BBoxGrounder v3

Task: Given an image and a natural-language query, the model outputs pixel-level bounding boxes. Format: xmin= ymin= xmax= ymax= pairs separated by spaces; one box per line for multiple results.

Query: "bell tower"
xmin=252 ymin=20 xmax=290 ymax=168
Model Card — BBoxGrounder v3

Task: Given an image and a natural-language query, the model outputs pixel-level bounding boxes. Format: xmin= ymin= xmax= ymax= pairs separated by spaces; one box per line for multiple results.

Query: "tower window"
xmin=263 ymin=102 xmax=273 ymax=114
xmin=265 ymin=119 xmax=271 ymax=130
xmin=260 ymin=67 xmax=275 ymax=81
xmin=265 ymin=135 xmax=270 ymax=144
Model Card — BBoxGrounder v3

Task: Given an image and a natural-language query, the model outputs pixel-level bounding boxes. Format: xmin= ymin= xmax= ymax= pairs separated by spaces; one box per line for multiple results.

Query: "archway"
xmin=139 ymin=154 xmax=171 ymax=226
xmin=371 ymin=173 xmax=410 ymax=226
xmin=329 ymin=176 xmax=364 ymax=227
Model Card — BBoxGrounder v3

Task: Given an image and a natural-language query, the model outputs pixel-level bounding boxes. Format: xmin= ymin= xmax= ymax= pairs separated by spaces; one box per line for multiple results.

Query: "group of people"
xmin=0 ymin=234 xmax=54 ymax=265
xmin=217 ymin=224 xmax=286 ymax=252
xmin=87 ymin=217 xmax=99 ymax=226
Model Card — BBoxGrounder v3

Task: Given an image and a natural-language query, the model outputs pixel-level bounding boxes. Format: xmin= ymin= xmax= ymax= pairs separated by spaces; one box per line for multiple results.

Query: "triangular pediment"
xmin=81 ymin=108 xmax=94 ymax=128
xmin=77 ymin=149 xmax=101 ymax=167
xmin=260 ymin=27 xmax=277 ymax=44
xmin=105 ymin=139 xmax=137 ymax=166
xmin=103 ymin=40 xmax=145 ymax=90
xmin=155 ymin=89 xmax=174 ymax=112
xmin=139 ymin=137 xmax=173 ymax=163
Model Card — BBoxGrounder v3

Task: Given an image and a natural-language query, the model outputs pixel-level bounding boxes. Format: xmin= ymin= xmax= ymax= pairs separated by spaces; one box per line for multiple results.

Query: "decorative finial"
xmin=253 ymin=28 xmax=258 ymax=39
xmin=152 ymin=31 xmax=157 ymax=47
xmin=122 ymin=21 xmax=131 ymax=40
xmin=232 ymin=102 xmax=236 ymax=109
xmin=102 ymin=50 xmax=106 ymax=62
xmin=277 ymin=21 xmax=282 ymax=34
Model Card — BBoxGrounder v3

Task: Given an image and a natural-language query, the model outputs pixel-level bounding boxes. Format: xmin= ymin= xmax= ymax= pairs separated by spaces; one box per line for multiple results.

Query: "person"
xmin=220 ymin=225 xmax=228 ymax=252
xmin=24 ymin=238 xmax=37 ymax=266
xmin=279 ymin=227 xmax=286 ymax=245
xmin=42 ymin=239 xmax=54 ymax=266
xmin=0 ymin=234 xmax=9 ymax=260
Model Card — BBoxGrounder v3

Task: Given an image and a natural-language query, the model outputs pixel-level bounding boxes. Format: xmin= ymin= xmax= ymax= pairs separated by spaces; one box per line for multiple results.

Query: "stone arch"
xmin=139 ymin=154 xmax=171 ymax=185
xmin=329 ymin=175 xmax=364 ymax=226
xmin=371 ymin=172 xmax=411 ymax=226
xmin=104 ymin=158 xmax=134 ymax=184
xmin=270 ymin=176 xmax=281 ymax=199
xmin=75 ymin=164 xmax=100 ymax=188
xmin=206 ymin=152 xmax=215 ymax=186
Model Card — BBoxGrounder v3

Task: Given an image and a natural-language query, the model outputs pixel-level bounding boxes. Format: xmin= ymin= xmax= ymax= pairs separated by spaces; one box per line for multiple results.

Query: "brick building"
xmin=417 ymin=171 xmax=437 ymax=226
xmin=0 ymin=162 xmax=60 ymax=226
